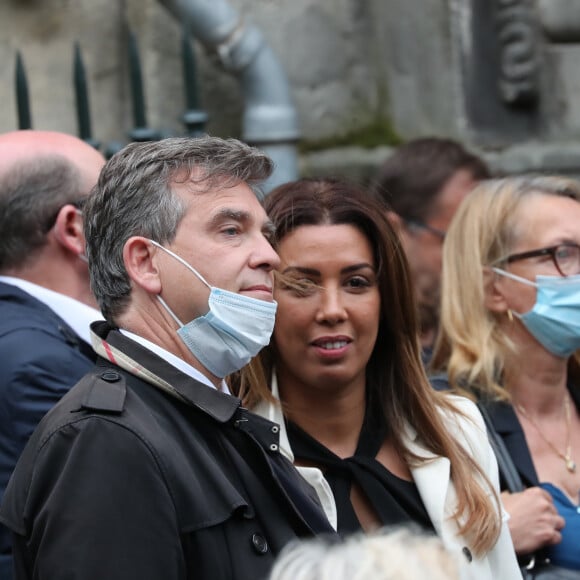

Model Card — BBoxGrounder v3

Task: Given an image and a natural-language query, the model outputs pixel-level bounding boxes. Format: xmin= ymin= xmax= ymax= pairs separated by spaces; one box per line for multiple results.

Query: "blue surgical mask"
xmin=493 ymin=268 xmax=580 ymax=357
xmin=149 ymin=240 xmax=277 ymax=377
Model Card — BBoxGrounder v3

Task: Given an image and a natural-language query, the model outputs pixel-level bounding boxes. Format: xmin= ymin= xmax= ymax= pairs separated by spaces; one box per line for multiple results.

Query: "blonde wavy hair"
xmin=431 ymin=175 xmax=580 ymax=401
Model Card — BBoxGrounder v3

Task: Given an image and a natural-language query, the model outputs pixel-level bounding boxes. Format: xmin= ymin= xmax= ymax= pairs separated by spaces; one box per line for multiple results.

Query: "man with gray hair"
xmin=0 ymin=130 xmax=105 ymax=580
xmin=0 ymin=136 xmax=334 ymax=580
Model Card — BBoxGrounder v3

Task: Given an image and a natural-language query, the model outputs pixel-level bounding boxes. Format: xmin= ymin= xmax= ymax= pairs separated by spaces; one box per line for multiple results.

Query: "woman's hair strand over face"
xmin=258 ymin=177 xmax=423 ymax=425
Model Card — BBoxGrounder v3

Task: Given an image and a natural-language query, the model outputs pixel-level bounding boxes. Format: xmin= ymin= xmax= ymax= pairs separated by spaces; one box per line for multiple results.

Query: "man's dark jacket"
xmin=0 ymin=281 xmax=95 ymax=579
xmin=0 ymin=322 xmax=333 ymax=580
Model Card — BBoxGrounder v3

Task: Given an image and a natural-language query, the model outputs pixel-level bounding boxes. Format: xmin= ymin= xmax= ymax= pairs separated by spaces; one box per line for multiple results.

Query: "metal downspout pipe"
xmin=157 ymin=0 xmax=300 ymax=193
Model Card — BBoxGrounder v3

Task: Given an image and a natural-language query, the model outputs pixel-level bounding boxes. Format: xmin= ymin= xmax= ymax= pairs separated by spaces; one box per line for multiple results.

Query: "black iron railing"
xmin=13 ymin=28 xmax=208 ymax=156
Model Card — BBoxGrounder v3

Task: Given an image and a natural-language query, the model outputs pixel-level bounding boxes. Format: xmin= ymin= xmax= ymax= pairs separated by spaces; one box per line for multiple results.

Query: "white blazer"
xmin=404 ymin=395 xmax=520 ymax=579
xmin=253 ymin=382 xmax=520 ymax=580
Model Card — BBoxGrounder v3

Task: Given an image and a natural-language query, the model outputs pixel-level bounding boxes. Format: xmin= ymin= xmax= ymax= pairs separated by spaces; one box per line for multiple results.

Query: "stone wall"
xmin=2 ymin=0 xmax=580 ymax=179
xmin=0 ymin=0 xmax=391 ymax=149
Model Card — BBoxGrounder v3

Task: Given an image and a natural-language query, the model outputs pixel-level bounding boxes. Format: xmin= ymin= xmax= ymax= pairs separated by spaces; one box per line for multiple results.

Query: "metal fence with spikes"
xmin=13 ymin=28 xmax=208 ymax=158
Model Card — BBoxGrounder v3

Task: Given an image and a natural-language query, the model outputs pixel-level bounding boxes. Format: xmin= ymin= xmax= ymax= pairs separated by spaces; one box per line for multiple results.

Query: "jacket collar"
xmin=0 ymin=280 xmax=70 ymax=323
xmin=485 ymin=385 xmax=580 ymax=487
xmin=402 ymin=423 xmax=451 ymax=536
xmin=252 ymin=372 xmax=295 ymax=464
xmin=482 ymin=399 xmax=538 ymax=486
xmin=90 ymin=320 xmax=241 ymax=423
xmin=0 ymin=281 xmax=96 ymax=361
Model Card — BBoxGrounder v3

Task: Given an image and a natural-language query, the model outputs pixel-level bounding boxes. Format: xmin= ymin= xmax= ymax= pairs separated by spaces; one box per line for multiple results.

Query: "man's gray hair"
xmin=83 ymin=136 xmax=273 ymax=322
xmin=0 ymin=156 xmax=83 ymax=271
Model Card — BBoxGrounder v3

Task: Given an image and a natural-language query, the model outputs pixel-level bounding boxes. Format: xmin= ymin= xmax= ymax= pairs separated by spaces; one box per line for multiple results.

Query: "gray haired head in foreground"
xmin=268 ymin=526 xmax=459 ymax=580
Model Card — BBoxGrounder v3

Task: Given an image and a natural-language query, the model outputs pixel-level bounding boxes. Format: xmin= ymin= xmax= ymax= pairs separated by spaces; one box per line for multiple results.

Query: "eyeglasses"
xmin=405 ymin=219 xmax=446 ymax=241
xmin=495 ymin=243 xmax=580 ymax=277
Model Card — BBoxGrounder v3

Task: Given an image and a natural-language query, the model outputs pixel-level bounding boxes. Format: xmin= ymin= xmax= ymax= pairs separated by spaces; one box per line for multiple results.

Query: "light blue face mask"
xmin=493 ymin=267 xmax=580 ymax=357
xmin=150 ymin=240 xmax=277 ymax=378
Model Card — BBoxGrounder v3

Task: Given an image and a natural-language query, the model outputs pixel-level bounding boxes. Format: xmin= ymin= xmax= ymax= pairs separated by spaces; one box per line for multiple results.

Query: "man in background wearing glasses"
xmin=0 ymin=130 xmax=105 ymax=580
xmin=374 ymin=137 xmax=490 ymax=363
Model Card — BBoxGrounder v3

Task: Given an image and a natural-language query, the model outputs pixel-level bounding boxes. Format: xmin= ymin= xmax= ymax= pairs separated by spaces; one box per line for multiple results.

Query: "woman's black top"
xmin=286 ymin=405 xmax=435 ymax=536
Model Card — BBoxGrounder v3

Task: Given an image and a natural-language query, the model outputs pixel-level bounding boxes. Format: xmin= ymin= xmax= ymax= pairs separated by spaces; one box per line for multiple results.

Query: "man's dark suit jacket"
xmin=0 ymin=281 xmax=96 ymax=579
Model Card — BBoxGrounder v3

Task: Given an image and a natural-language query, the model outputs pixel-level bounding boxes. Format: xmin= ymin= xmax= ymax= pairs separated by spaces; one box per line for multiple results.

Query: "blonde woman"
xmin=232 ymin=178 xmax=519 ymax=579
xmin=432 ymin=175 xmax=580 ymax=572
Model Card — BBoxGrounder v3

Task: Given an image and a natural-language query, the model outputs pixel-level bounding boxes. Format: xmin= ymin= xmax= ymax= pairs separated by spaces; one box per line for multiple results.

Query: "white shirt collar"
xmin=119 ymin=328 xmax=229 ymax=393
xmin=252 ymin=371 xmax=338 ymax=530
xmin=0 ymin=276 xmax=102 ymax=344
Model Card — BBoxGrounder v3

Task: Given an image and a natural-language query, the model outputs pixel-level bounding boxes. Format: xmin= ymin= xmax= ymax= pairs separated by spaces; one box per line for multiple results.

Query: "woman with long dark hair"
xmin=232 ymin=178 xmax=519 ymax=579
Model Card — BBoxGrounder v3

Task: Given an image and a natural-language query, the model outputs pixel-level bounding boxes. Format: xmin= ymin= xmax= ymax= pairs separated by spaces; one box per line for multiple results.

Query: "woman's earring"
xmin=507 ymin=309 xmax=514 ymax=323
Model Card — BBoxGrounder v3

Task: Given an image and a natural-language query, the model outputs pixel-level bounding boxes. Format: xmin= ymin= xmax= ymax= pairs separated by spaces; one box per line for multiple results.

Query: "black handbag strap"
xmin=477 ymin=403 xmax=525 ymax=493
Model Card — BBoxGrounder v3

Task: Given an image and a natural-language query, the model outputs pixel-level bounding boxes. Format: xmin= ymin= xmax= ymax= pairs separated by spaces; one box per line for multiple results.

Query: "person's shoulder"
xmin=25 ymin=367 xmax=125 ymax=435
xmin=437 ymin=393 xmax=486 ymax=437
xmin=0 ymin=281 xmax=42 ymax=310
xmin=0 ymin=369 xmax=172 ymax=538
xmin=443 ymin=392 xmax=479 ymax=413
xmin=0 ymin=285 xmax=65 ymax=338
xmin=32 ymin=364 xmax=208 ymax=454
xmin=0 ymin=323 xmax=93 ymax=394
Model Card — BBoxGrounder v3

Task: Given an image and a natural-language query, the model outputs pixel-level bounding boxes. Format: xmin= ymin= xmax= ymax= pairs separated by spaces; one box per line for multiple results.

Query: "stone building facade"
xmin=1 ymin=0 xmax=580 ymax=180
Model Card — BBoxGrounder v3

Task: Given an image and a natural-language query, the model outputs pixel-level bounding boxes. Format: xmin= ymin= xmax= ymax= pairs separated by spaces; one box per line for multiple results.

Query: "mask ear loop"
xmin=156 ymin=295 xmax=185 ymax=329
xmin=148 ymin=239 xmax=212 ymax=289
xmin=492 ymin=268 xmax=537 ymax=323
xmin=148 ymin=239 xmax=211 ymax=328
xmin=492 ymin=267 xmax=537 ymax=287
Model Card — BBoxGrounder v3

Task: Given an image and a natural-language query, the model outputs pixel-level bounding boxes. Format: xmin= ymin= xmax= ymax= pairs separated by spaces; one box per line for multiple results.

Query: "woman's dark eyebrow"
xmin=341 ymin=263 xmax=375 ymax=274
xmin=281 ymin=263 xmax=374 ymax=276
xmin=281 ymin=266 xmax=320 ymax=276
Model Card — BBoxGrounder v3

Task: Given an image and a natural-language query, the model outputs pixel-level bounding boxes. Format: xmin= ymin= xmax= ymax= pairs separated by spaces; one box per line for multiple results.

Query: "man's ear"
xmin=52 ymin=205 xmax=85 ymax=256
xmin=123 ymin=237 xmax=162 ymax=295
xmin=483 ymin=266 xmax=509 ymax=314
